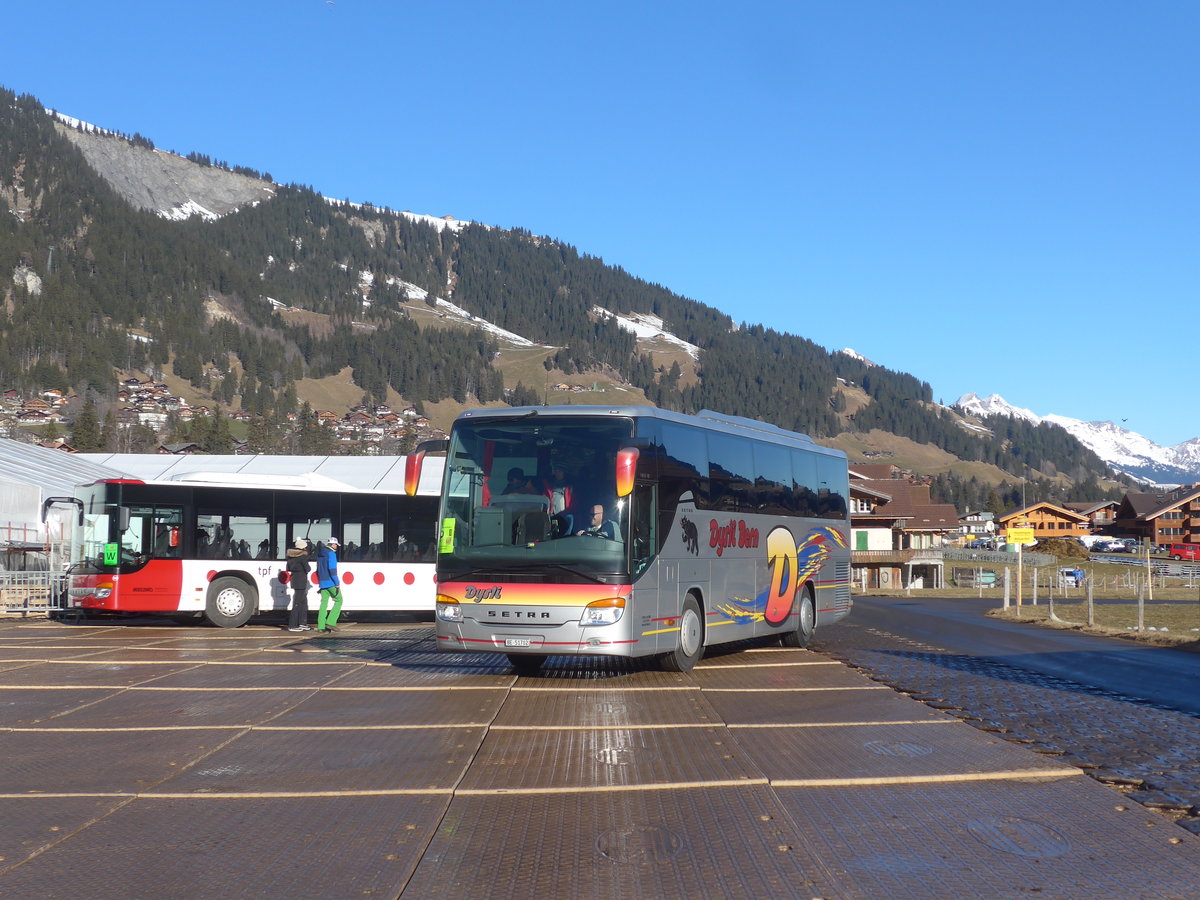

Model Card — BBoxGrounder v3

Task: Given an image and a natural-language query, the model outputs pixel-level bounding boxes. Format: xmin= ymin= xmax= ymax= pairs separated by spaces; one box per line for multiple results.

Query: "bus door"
xmin=117 ymin=503 xmax=185 ymax=609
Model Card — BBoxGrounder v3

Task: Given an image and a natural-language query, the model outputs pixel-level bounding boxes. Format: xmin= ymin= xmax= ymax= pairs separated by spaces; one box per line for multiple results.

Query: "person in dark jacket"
xmin=285 ymin=539 xmax=312 ymax=633
xmin=316 ymin=537 xmax=344 ymax=633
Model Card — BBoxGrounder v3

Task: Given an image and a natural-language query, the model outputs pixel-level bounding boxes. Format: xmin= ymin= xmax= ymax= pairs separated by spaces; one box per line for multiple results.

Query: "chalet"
xmin=1064 ymin=500 xmax=1119 ymax=532
xmin=157 ymin=442 xmax=203 ymax=455
xmin=998 ymin=502 xmax=1090 ymax=542
xmin=958 ymin=510 xmax=996 ymax=539
xmin=21 ymin=398 xmax=51 ymax=413
xmin=849 ymin=468 xmax=959 ymax=590
xmin=1114 ymin=485 xmax=1200 ymax=546
xmin=315 ymin=410 xmax=339 ymax=426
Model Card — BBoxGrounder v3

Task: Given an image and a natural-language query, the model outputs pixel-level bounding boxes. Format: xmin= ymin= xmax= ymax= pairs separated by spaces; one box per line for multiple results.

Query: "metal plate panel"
xmin=0 ymin=795 xmax=449 ymax=899
xmin=405 ymin=785 xmax=846 ymax=900
xmin=0 ymin=729 xmax=228 ymax=794
xmin=45 ymin=688 xmax=316 ymax=729
xmin=493 ymin=687 xmax=717 ymax=729
xmin=773 ymin=779 xmax=1200 ymax=899
xmin=0 ymin=796 xmax=129 ymax=873
xmin=0 ymin=661 xmax=202 ymax=687
xmin=133 ymin=662 xmax=363 ymax=689
xmin=729 ymin=721 xmax=1076 ymax=784
xmin=328 ymin=664 xmax=516 ymax=689
xmin=0 ymin=686 xmax=123 ymax=727
xmin=268 ymin=688 xmax=506 ymax=728
xmin=150 ymin=726 xmax=487 ymax=794
xmin=69 ymin=647 xmax=260 ymax=662
xmin=706 ymin=685 xmax=948 ymax=726
xmin=692 ymin=660 xmax=883 ymax=691
xmin=457 ymin=726 xmax=765 ymax=792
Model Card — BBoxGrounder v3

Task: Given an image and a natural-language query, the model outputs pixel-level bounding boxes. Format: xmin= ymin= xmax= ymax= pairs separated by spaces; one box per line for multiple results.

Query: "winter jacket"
xmin=317 ymin=544 xmax=340 ymax=590
xmin=285 ymin=548 xmax=310 ymax=594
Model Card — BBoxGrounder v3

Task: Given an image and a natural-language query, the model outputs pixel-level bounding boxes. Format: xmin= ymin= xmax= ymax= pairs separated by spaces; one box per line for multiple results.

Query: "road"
xmin=814 ymin=595 xmax=1200 ymax=834
xmin=816 ymin=595 xmax=1200 ymax=715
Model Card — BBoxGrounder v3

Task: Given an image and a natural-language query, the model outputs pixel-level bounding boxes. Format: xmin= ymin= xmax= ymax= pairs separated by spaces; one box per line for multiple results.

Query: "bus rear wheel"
xmin=205 ymin=576 xmax=256 ymax=628
xmin=661 ymin=594 xmax=704 ymax=672
xmin=781 ymin=587 xmax=815 ymax=649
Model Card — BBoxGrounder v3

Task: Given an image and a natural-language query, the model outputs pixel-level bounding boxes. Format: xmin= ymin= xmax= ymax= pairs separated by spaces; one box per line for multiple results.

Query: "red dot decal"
xmin=343 ymin=572 xmax=355 ymax=585
xmin=403 ymin=572 xmax=415 ymax=585
xmin=374 ymin=572 xmax=385 ymax=585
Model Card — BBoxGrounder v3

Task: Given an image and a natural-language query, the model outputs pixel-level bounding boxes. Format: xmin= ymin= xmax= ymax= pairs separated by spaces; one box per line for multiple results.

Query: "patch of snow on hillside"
xmin=840 ymin=348 xmax=877 ymax=366
xmin=160 ymin=199 xmax=218 ymax=222
xmin=592 ymin=308 xmax=699 ymax=358
xmin=432 ymin=298 xmax=536 ymax=347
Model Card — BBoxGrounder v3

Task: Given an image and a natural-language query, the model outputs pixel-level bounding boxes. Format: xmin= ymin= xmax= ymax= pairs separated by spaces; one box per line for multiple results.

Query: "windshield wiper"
xmin=504 ymin=562 xmax=609 ymax=584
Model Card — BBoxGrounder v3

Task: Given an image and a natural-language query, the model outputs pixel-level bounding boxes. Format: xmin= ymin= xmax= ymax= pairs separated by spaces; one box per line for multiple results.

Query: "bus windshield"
xmin=438 ymin=416 xmax=634 ymax=581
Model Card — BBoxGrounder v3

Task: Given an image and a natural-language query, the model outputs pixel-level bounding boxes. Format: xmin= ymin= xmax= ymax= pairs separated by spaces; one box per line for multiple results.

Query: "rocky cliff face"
xmin=55 ymin=123 xmax=275 ymax=220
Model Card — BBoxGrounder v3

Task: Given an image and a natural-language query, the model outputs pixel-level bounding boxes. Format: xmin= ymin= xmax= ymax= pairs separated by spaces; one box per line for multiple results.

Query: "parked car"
xmin=966 ymin=538 xmax=996 ymax=550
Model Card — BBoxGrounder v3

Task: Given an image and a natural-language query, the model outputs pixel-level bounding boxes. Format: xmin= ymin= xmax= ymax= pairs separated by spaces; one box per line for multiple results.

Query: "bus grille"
xmin=835 ymin=563 xmax=851 ymax=607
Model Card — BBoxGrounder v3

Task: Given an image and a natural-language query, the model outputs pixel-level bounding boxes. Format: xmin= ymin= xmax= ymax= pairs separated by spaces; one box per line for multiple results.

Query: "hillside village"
xmin=0 ymin=380 xmax=445 ymax=454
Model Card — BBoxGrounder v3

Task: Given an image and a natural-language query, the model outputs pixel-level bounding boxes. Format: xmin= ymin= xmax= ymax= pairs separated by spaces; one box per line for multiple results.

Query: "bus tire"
xmin=781 ymin=586 xmax=815 ymax=649
xmin=205 ymin=576 xmax=257 ymax=628
xmin=506 ymin=654 xmax=545 ymax=675
xmin=660 ymin=593 xmax=704 ymax=672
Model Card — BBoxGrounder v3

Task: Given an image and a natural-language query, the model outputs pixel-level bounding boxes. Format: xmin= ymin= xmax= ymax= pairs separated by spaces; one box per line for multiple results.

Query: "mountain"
xmin=0 ymin=86 xmax=1129 ymax=505
xmin=954 ymin=393 xmax=1200 ymax=486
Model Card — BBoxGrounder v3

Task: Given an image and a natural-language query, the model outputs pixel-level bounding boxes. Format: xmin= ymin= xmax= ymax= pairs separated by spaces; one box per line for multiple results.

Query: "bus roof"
xmin=76 ymin=453 xmax=444 ymax=495
xmin=454 ymin=405 xmax=844 ymax=457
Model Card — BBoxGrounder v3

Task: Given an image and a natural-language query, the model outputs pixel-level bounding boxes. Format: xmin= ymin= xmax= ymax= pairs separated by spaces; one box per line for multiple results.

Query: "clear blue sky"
xmin=6 ymin=1 xmax=1197 ymax=444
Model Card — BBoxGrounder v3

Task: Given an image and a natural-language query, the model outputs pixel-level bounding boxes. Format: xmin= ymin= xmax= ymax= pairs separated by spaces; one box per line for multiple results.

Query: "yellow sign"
xmin=1008 ymin=527 xmax=1036 ymax=545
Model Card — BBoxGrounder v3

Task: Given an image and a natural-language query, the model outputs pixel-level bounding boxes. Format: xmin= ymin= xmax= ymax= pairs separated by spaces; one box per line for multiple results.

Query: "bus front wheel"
xmin=506 ymin=654 xmax=546 ymax=675
xmin=781 ymin=587 xmax=815 ymax=649
xmin=661 ymin=594 xmax=704 ymax=672
xmin=205 ymin=577 xmax=256 ymax=628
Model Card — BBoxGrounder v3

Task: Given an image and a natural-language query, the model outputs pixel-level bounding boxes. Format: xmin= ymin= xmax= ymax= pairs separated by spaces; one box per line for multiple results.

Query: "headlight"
xmin=436 ymin=595 xmax=462 ymax=623
xmin=581 ymin=597 xmax=625 ymax=626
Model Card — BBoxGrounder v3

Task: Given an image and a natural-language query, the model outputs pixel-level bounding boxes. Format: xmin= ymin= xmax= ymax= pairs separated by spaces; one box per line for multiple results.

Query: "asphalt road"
xmin=813 ymin=594 xmax=1200 ymax=833
xmin=815 ymin=595 xmax=1200 ymax=715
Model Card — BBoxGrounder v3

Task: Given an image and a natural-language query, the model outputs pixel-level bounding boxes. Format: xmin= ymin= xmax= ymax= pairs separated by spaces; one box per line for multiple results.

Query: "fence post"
xmin=1031 ymin=567 xmax=1038 ymax=606
xmin=1003 ymin=567 xmax=1010 ymax=610
xmin=1087 ymin=576 xmax=1094 ymax=627
xmin=1137 ymin=580 xmax=1144 ymax=632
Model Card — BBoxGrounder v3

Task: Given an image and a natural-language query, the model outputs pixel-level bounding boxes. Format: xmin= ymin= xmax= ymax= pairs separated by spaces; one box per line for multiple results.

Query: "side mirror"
xmin=615 ymin=448 xmax=639 ymax=498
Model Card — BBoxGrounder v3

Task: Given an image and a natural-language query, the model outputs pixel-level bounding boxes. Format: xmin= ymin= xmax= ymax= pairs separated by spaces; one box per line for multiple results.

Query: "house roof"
xmin=1063 ymin=500 xmax=1118 ymax=515
xmin=1120 ymin=485 xmax=1200 ymax=521
xmin=999 ymin=501 xmax=1090 ymax=524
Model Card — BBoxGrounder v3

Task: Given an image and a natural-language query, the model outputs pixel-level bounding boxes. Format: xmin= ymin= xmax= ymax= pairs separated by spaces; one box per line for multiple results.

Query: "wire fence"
xmin=0 ymin=571 xmax=69 ymax=617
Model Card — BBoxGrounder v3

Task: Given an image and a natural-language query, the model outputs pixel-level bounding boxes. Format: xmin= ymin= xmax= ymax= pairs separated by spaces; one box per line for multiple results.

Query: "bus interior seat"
xmin=514 ymin=510 xmax=550 ymax=544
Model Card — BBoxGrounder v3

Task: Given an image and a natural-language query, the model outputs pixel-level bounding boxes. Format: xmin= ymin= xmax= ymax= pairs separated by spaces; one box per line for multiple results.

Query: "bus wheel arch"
xmin=661 ymin=591 xmax=705 ymax=672
xmin=781 ymin=583 xmax=816 ymax=649
xmin=205 ymin=575 xmax=257 ymax=628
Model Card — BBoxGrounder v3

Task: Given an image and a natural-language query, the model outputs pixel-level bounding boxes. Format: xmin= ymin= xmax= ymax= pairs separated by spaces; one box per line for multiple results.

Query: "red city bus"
xmin=53 ymin=465 xmax=441 ymax=627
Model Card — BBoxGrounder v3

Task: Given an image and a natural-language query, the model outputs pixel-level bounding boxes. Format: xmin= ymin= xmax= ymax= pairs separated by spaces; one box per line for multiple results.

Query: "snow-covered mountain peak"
xmin=840 ymin=348 xmax=877 ymax=366
xmin=954 ymin=392 xmax=1200 ymax=486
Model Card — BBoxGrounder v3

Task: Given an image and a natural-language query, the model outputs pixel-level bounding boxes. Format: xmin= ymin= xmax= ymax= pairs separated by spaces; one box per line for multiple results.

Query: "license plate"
xmin=504 ymin=638 xmax=531 ymax=648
